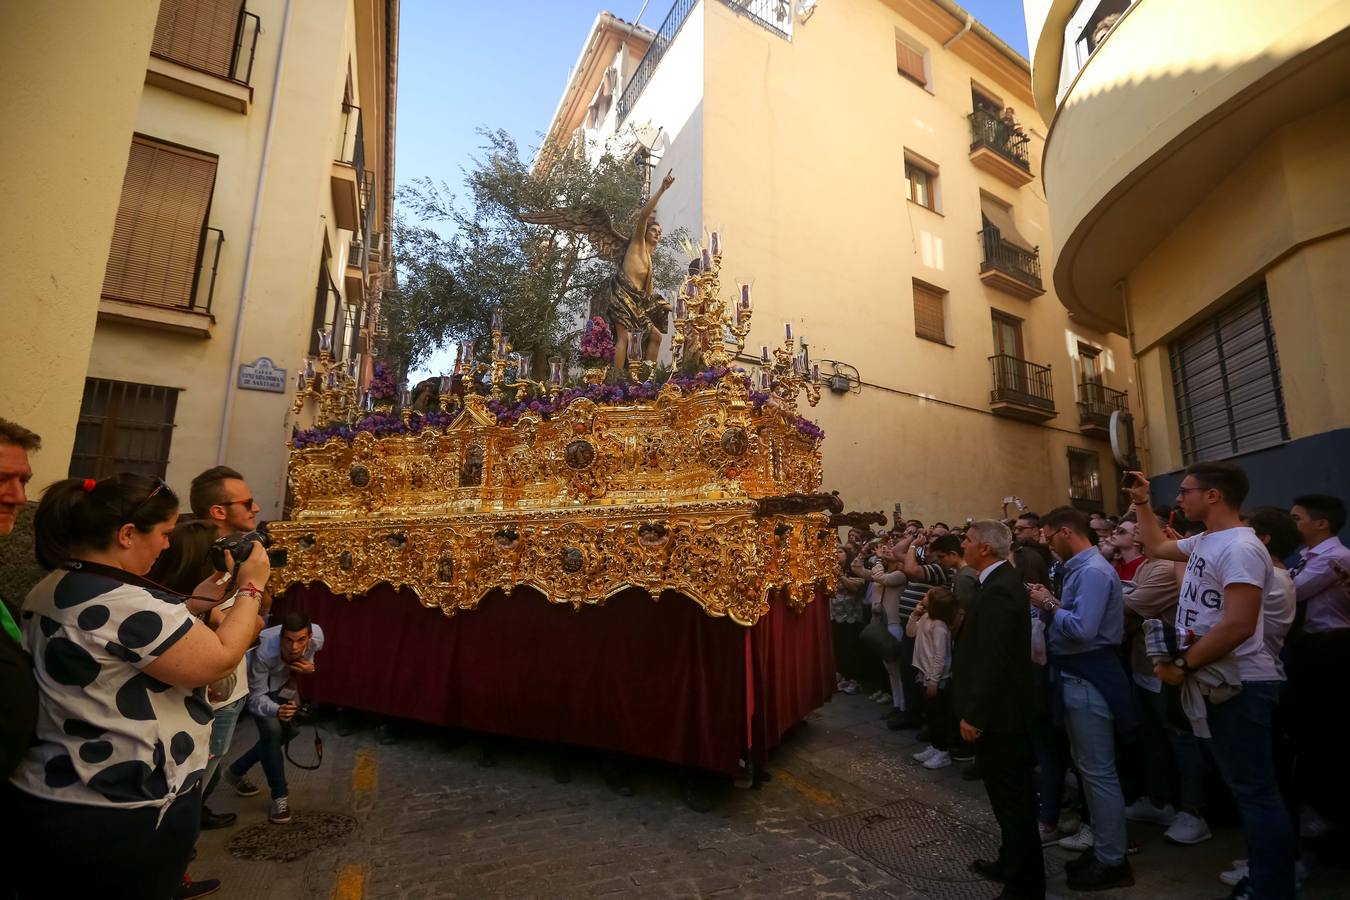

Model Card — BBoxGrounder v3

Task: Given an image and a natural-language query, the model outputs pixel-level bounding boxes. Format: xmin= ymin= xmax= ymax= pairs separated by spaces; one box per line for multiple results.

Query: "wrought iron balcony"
xmin=1077 ymin=382 xmax=1128 ymax=436
xmin=969 ymin=108 xmax=1031 ymax=174
xmin=979 ymin=226 xmax=1044 ymax=299
xmin=989 ymin=354 xmax=1056 ymax=421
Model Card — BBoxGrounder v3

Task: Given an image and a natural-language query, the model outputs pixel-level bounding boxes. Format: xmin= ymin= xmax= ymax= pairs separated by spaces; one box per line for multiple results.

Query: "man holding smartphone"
xmin=223 ymin=611 xmax=324 ymax=825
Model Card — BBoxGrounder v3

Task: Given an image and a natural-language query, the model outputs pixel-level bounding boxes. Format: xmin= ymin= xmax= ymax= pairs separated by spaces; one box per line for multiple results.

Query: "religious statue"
xmin=519 ymin=171 xmax=675 ymax=369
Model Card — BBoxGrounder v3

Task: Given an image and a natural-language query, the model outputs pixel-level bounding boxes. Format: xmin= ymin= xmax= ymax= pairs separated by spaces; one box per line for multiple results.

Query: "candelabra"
xmin=759 ymin=324 xmax=822 ymax=412
xmin=670 ymin=232 xmax=752 ymax=371
xmin=292 ymin=329 xmax=361 ymax=424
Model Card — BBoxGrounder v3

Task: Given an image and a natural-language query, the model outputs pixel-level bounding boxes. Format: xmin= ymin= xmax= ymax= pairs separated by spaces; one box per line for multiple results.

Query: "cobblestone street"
xmin=192 ymin=693 xmax=1348 ymax=899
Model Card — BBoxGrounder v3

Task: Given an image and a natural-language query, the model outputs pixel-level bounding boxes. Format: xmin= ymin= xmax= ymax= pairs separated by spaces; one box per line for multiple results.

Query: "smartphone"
xmin=1168 ymin=509 xmax=1179 ymax=530
xmin=1121 ymin=471 xmax=1142 ymax=490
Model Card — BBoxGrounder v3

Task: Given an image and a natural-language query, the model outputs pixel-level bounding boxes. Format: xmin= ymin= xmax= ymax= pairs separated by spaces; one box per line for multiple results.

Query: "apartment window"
xmin=102 ymin=136 xmax=219 ymax=310
xmin=1079 ymin=344 xmax=1102 ymax=385
xmin=895 ymin=32 xmax=929 ymax=88
xmin=309 ymin=250 xmax=342 ymax=357
xmin=972 ymin=84 xmax=1002 ymax=117
xmin=70 ymin=379 xmax=180 ymax=480
xmin=905 ymin=157 xmax=938 ymax=211
xmin=152 ymin=0 xmax=246 ymax=79
xmin=1169 ymin=284 xmax=1288 ymax=464
xmin=1068 ymin=448 xmax=1104 ymax=511
xmin=1057 ymin=0 xmax=1136 ymax=101
xmin=913 ymin=281 xmax=948 ymax=345
xmin=991 ymin=311 xmax=1024 ymax=359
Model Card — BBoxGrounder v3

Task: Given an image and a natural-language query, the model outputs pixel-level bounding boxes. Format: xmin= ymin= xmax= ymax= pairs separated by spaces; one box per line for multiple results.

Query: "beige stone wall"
xmin=0 ymin=0 xmax=161 ymax=491
xmin=694 ymin=0 xmax=1133 ymax=520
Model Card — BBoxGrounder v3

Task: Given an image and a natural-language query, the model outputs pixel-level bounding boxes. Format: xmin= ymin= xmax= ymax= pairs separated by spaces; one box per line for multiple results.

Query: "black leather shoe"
xmin=969 ymin=859 xmax=1008 ymax=882
xmin=1066 ymin=858 xmax=1134 ymax=892
xmin=199 ymin=807 xmax=236 ymax=830
xmin=1064 ymin=846 xmax=1096 ymax=873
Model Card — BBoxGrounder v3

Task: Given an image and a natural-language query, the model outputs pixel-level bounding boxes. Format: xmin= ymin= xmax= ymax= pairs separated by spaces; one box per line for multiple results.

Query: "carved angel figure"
xmin=518 ymin=171 xmax=675 ymax=368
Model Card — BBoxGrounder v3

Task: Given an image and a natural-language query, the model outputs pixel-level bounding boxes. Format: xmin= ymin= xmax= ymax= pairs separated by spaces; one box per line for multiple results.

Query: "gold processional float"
xmin=267 ymin=237 xmax=838 ymax=626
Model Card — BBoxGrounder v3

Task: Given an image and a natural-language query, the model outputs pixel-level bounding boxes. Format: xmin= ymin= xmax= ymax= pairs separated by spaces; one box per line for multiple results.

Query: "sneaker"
xmin=268 ymin=796 xmax=292 ymax=825
xmin=1039 ymin=823 xmax=1060 ymax=847
xmin=1058 ymin=824 xmax=1094 ymax=851
xmin=922 ymin=750 xmax=952 ymax=770
xmin=1219 ymin=860 xmax=1248 ymax=887
xmin=867 ymin=690 xmax=887 ymax=703
xmin=876 ymin=693 xmax=894 ymax=704
xmin=173 ymin=876 xmax=221 ymax=899
xmin=1164 ymin=811 xmax=1212 ymax=845
xmin=1066 ymin=857 xmax=1134 ymax=892
xmin=1301 ymin=806 xmax=1332 ymax=839
xmin=950 ymin=747 xmax=975 ymax=762
xmin=1125 ymin=797 xmax=1176 ymax=825
xmin=1226 ymin=875 xmax=1255 ymax=900
xmin=841 ymin=680 xmax=860 ymax=695
xmin=223 ymin=768 xmax=259 ymax=798
xmin=912 ymin=746 xmax=939 ymax=763
xmin=199 ymin=806 xmax=237 ymax=830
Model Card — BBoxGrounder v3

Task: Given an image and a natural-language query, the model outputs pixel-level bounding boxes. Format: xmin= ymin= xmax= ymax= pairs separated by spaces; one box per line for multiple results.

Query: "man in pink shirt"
xmin=1288 ymin=494 xmax=1350 ymax=846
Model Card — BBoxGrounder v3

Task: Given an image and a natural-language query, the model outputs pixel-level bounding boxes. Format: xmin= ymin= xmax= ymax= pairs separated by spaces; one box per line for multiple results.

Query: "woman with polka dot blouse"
xmin=2 ymin=474 xmax=269 ymax=899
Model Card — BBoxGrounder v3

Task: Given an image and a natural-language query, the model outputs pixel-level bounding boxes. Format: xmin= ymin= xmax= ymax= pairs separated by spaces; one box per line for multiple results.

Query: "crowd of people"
xmin=0 ymin=418 xmax=322 ymax=899
xmin=831 ymin=464 xmax=1349 ymax=900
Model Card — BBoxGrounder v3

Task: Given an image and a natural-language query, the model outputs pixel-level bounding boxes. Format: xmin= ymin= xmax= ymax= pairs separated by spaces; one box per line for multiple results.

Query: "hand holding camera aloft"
xmin=1122 ymin=471 xmax=1151 ymax=505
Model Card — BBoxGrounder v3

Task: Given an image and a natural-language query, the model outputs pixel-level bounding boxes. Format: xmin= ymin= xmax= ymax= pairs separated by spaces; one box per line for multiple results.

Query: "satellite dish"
xmin=1109 ymin=410 xmax=1137 ymax=470
xmin=797 ymin=0 xmax=818 ymax=22
xmin=633 ymin=124 xmax=663 ymax=153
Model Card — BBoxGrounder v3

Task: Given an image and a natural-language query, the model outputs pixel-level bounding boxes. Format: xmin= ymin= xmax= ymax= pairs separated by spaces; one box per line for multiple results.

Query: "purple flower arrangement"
xmin=292 ymin=368 xmax=822 ymax=450
xmin=368 ymin=361 xmax=397 ymax=402
xmin=578 ymin=317 xmax=615 ymax=367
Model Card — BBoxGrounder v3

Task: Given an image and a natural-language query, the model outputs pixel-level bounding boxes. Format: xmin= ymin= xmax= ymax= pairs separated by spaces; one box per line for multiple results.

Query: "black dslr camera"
xmin=208 ymin=521 xmax=287 ymax=573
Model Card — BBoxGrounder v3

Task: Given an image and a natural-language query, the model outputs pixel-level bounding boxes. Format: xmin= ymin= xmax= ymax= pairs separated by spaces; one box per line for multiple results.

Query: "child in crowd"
xmin=907 ymin=587 xmax=958 ymax=769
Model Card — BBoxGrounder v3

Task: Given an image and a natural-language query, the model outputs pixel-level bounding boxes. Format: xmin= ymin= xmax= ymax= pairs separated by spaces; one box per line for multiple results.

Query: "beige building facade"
xmin=1 ymin=0 xmax=397 ymax=519
xmin=1024 ymin=0 xmax=1350 ymax=513
xmin=543 ymin=0 xmax=1136 ymax=522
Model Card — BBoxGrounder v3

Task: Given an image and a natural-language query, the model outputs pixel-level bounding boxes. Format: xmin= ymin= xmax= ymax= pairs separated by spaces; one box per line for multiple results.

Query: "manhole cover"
xmin=813 ymin=799 xmax=1061 ymax=900
xmin=227 ymin=812 xmax=358 ymax=862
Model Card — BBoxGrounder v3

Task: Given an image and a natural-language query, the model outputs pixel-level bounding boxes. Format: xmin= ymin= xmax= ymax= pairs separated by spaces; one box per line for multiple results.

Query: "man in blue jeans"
xmin=1130 ymin=462 xmax=1295 ymax=900
xmin=224 ymin=611 xmax=324 ymax=824
xmin=1029 ymin=506 xmax=1134 ymax=891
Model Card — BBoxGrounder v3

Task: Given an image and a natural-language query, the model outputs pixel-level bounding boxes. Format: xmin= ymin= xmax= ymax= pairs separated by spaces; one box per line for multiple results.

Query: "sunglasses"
xmin=128 ymin=478 xmax=168 ymax=519
xmin=216 ymin=497 xmax=256 ymax=510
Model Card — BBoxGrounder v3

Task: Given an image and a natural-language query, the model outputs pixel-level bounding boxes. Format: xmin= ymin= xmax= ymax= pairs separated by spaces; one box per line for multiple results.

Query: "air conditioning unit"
xmin=369 ymin=231 xmax=385 ymax=259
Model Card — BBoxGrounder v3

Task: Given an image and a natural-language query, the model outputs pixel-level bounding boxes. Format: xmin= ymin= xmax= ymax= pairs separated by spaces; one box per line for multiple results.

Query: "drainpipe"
xmin=943 ymin=13 xmax=974 ymax=49
xmin=216 ymin=0 xmax=294 ymax=464
xmin=1118 ymin=278 xmax=1152 ymax=467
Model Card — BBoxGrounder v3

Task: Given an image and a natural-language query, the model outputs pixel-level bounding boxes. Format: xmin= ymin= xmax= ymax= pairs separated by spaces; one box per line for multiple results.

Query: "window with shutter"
xmin=913 ymin=282 xmax=947 ymax=344
xmin=102 ymin=137 xmax=218 ymax=310
xmin=69 ymin=379 xmax=180 ymax=480
xmin=1168 ymin=284 xmax=1288 ymax=464
xmin=152 ymin=0 xmax=246 ymax=79
xmin=1068 ymin=448 xmax=1104 ymax=510
xmin=905 ymin=160 xmax=936 ymax=210
xmin=895 ymin=38 xmax=928 ymax=87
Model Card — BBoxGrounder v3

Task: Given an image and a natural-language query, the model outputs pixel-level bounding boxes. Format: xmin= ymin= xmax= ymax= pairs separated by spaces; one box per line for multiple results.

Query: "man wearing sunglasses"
xmin=187 ymin=466 xmax=263 ymax=832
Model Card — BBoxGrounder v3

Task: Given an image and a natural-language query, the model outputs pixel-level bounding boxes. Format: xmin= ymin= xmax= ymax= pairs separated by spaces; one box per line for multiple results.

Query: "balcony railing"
xmin=1077 ymin=382 xmax=1128 ymax=428
xmin=721 ymin=0 xmax=794 ymax=37
xmin=618 ymin=0 xmax=697 ymax=123
xmin=979 ymin=226 xmax=1043 ymax=291
xmin=990 ymin=354 xmax=1055 ymax=413
xmin=151 ymin=1 xmax=261 ymax=85
xmin=337 ymin=104 xmax=365 ymax=177
xmin=969 ymin=108 xmax=1030 ymax=171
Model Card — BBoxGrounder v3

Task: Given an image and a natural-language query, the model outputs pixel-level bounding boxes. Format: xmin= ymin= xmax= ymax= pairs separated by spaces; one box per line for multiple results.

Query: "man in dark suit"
xmin=956 ymin=519 xmax=1044 ymax=900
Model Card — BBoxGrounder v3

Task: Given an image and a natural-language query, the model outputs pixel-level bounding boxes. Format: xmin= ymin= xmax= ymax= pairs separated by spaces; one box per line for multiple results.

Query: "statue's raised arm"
xmin=517 ymin=171 xmax=676 ymax=368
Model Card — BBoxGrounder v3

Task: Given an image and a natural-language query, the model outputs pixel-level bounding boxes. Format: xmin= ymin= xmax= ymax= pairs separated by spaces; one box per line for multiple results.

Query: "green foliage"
xmin=381 ymin=127 xmax=688 ymax=382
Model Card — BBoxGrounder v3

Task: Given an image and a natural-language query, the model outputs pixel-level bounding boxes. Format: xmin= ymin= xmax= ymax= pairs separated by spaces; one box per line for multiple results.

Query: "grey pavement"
xmin=191 ymin=694 xmax=1348 ymax=899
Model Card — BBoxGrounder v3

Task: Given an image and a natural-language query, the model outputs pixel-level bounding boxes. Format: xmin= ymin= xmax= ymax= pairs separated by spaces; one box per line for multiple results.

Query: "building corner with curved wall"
xmin=1023 ymin=0 xmax=1350 ymax=514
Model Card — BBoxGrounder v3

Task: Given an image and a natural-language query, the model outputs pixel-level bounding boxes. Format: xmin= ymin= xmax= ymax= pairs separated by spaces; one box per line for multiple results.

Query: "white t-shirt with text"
xmin=1177 ymin=527 xmax=1281 ymax=682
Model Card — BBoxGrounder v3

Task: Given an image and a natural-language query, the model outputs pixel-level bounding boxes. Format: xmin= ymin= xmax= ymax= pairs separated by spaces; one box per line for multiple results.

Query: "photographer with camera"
xmin=223 ymin=610 xmax=323 ymax=824
xmin=4 ymin=474 xmax=267 ymax=899
xmin=186 ymin=466 xmax=274 ymax=832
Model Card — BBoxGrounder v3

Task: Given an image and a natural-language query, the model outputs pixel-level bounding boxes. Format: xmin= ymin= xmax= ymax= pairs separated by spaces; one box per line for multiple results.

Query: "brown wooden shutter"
xmin=896 ymin=40 xmax=927 ymax=86
xmin=152 ymin=0 xmax=245 ymax=79
xmin=913 ymin=283 xmax=946 ymax=343
xmin=102 ymin=137 xmax=218 ymax=309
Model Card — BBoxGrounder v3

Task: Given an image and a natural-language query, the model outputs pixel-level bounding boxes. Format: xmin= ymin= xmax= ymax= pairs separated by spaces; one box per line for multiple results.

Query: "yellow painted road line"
xmin=770 ymin=768 xmax=841 ymax=807
xmin=333 ymin=863 xmax=366 ymax=900
xmin=352 ymin=748 xmax=378 ymax=795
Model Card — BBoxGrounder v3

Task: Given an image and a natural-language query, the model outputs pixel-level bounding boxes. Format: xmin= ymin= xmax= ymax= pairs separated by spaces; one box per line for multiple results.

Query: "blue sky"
xmin=397 ymin=0 xmax=1031 ymax=378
